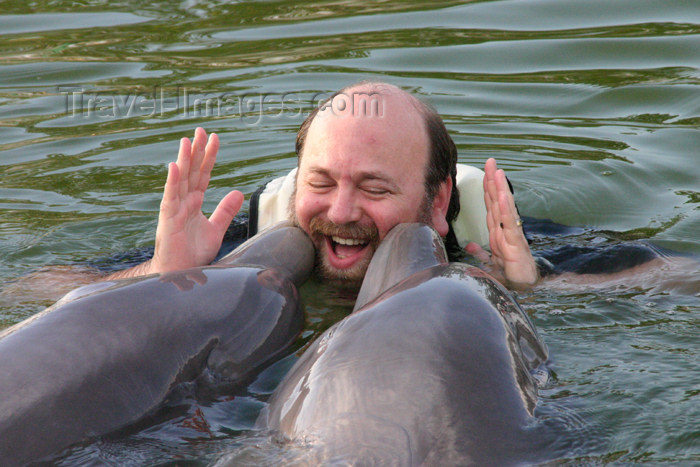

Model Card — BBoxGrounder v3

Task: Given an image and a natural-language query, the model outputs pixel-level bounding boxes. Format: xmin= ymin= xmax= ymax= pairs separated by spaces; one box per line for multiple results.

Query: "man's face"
xmin=292 ymin=90 xmax=437 ymax=285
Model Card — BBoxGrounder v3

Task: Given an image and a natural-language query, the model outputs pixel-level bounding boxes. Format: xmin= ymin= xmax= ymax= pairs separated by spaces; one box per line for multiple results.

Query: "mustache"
xmin=308 ymin=218 xmax=379 ymax=243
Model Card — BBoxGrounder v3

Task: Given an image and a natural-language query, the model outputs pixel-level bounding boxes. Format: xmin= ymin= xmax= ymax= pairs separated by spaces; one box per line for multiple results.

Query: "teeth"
xmin=332 ymin=236 xmax=365 ymax=246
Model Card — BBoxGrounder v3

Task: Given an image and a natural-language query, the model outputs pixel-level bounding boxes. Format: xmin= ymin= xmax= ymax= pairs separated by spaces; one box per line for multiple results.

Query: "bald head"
xmin=290 ymin=81 xmax=459 ymax=284
xmin=296 ymin=81 xmax=460 ymax=227
xmin=307 ymin=84 xmax=427 ymax=167
xmin=297 ymin=82 xmax=424 ymax=157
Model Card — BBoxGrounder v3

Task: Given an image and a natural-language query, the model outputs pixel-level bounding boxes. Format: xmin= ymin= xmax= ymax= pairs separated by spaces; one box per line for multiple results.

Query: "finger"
xmin=493 ymin=167 xmax=511 ymax=201
xmin=484 ymin=158 xmax=499 ymax=204
xmin=197 ymin=132 xmax=219 ymax=192
xmin=492 ymin=169 xmax=515 ymax=230
xmin=176 ymin=136 xmax=192 ymax=200
xmin=209 ymin=190 xmax=244 ymax=236
xmin=497 ymin=189 xmax=517 ymax=228
xmin=494 ymin=169 xmax=519 ymax=227
xmin=483 ymin=170 xmax=494 ymax=218
xmin=503 ymin=176 xmax=519 ymax=220
xmin=484 ymin=159 xmax=510 ymax=259
xmin=188 ymin=127 xmax=207 ymax=193
xmin=483 ymin=167 xmax=498 ymax=235
xmin=484 ymin=158 xmax=497 ymax=182
xmin=485 ymin=174 xmax=503 ymax=241
xmin=485 ymin=181 xmax=498 ymax=223
xmin=160 ymin=162 xmax=180 ymax=219
xmin=484 ymin=189 xmax=499 ymax=255
xmin=488 ymin=177 xmax=503 ymax=235
xmin=498 ymin=190 xmax=525 ymax=246
xmin=484 ymin=158 xmax=497 ymax=175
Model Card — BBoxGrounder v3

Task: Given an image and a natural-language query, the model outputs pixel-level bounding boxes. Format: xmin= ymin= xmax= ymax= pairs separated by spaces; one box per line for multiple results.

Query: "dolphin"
xmin=259 ymin=223 xmax=550 ymax=466
xmin=0 ymin=222 xmax=314 ymax=466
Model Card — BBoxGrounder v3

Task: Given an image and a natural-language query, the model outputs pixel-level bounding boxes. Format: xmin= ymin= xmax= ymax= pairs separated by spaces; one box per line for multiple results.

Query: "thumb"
xmin=209 ymin=190 xmax=244 ymax=235
xmin=465 ymin=242 xmax=491 ymax=264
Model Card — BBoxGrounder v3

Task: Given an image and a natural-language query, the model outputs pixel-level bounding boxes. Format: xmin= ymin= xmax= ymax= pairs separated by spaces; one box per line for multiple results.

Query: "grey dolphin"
xmin=0 ymin=222 xmax=314 ymax=466
xmin=259 ymin=223 xmax=549 ymax=466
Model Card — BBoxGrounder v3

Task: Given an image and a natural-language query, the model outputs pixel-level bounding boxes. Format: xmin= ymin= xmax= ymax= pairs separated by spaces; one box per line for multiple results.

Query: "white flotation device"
xmin=254 ymin=167 xmax=299 ymax=234
xmin=251 ymin=164 xmax=489 ymax=248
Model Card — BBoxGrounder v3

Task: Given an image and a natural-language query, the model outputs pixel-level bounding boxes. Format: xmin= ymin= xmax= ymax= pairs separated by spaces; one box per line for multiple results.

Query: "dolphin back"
xmin=0 ymin=222 xmax=314 ymax=465
xmin=262 ymin=223 xmax=549 ymax=466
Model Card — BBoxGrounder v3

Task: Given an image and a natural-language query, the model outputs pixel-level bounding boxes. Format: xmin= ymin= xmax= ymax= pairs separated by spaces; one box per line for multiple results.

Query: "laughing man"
xmin=107 ymin=82 xmax=539 ymax=288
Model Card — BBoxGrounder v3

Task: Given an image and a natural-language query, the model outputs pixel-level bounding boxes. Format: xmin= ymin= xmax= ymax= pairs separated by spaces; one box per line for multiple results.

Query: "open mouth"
xmin=325 ymin=235 xmax=371 ymax=268
xmin=306 ymin=217 xmax=379 ymax=275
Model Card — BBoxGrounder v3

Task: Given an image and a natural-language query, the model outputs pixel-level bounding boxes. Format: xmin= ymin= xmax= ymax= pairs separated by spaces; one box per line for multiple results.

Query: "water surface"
xmin=1 ymin=0 xmax=698 ymax=464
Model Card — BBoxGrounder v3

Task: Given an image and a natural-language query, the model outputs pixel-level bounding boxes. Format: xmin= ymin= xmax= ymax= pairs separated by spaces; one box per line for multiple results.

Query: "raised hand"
xmin=465 ymin=158 xmax=538 ymax=287
xmin=108 ymin=128 xmax=243 ymax=279
xmin=152 ymin=127 xmax=244 ymax=273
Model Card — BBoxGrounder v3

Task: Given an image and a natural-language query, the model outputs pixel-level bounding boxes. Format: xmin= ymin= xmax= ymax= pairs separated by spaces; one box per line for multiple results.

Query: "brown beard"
xmin=307 ymin=217 xmax=380 ymax=286
xmin=288 ymin=184 xmax=434 ymax=285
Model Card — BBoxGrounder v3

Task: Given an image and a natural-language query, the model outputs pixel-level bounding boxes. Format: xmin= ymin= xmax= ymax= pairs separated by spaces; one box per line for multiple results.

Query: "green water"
xmin=1 ymin=0 xmax=698 ymax=464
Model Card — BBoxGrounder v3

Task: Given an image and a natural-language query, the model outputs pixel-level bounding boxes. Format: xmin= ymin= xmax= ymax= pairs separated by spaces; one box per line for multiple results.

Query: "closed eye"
xmin=361 ymin=185 xmax=391 ymax=196
xmin=307 ymin=181 xmax=335 ymax=192
xmin=357 ymin=172 xmax=399 ymax=197
xmin=308 ymin=181 xmax=334 ymax=188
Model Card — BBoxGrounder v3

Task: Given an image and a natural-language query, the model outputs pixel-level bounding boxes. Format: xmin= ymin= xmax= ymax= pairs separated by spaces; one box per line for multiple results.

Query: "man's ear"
xmin=430 ymin=176 xmax=452 ymax=237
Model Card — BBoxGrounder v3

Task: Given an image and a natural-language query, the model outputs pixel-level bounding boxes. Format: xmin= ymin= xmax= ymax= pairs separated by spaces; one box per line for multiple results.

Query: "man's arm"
xmin=465 ymin=158 xmax=538 ymax=288
xmin=107 ymin=128 xmax=244 ymax=280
